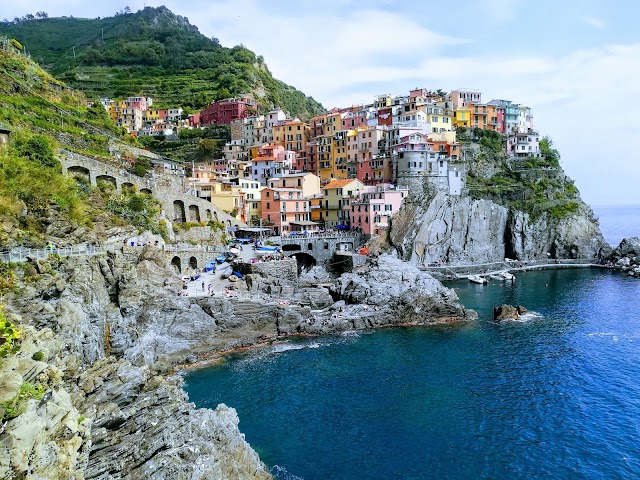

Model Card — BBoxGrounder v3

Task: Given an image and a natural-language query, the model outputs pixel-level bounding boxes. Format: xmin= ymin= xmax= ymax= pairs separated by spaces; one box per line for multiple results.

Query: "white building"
xmin=392 ymin=133 xmax=462 ymax=196
xmin=507 ymin=132 xmax=540 ymax=158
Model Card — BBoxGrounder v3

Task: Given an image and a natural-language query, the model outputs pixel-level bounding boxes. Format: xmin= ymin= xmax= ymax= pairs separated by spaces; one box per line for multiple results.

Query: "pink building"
xmin=189 ymin=113 xmax=201 ymax=128
xmin=127 ymin=96 xmax=148 ymax=110
xmin=200 ymin=97 xmax=256 ymax=125
xmin=261 ymin=187 xmax=312 ymax=235
xmin=348 ymin=184 xmax=409 ymax=236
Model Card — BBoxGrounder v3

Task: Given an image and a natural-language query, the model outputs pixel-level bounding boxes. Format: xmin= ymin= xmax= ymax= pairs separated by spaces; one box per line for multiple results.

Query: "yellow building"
xmin=273 ymin=119 xmax=310 ymax=154
xmin=317 ymin=178 xmax=365 ymax=228
xmin=452 ymin=106 xmax=471 ymax=128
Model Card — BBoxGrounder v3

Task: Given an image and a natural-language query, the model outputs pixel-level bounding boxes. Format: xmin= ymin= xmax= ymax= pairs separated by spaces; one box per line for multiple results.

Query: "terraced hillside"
xmin=0 ymin=6 xmax=325 ymax=119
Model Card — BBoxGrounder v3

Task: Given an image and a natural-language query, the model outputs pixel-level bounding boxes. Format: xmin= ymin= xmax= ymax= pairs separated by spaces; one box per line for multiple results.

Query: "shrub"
xmin=1 ymin=382 xmax=45 ymax=420
xmin=0 ymin=306 xmax=21 ymax=358
xmin=31 ymin=351 xmax=45 ymax=361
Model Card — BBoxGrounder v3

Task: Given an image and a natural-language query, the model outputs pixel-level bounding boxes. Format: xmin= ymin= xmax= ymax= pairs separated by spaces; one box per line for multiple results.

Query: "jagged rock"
xmin=81 ymin=359 xmax=271 ymax=480
xmin=616 ymin=257 xmax=631 ymax=267
xmin=0 ymin=371 xmax=22 ymax=403
xmin=617 ymin=237 xmax=640 ymax=257
xmin=494 ymin=304 xmax=522 ymax=321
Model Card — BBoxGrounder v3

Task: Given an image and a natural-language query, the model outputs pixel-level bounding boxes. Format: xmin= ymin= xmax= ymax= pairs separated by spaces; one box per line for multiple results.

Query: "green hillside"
xmin=0 ymin=45 xmax=160 ymax=247
xmin=0 ymin=6 xmax=325 ymax=119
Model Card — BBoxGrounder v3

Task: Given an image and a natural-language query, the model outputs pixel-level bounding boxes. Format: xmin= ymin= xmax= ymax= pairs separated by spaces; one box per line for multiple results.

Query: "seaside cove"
xmin=185 ymin=267 xmax=640 ymax=479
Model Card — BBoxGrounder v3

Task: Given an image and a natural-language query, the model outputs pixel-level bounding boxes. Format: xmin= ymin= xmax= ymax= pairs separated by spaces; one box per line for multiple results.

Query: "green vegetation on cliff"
xmin=464 ymin=128 xmax=580 ymax=220
xmin=0 ymin=6 xmax=325 ymax=120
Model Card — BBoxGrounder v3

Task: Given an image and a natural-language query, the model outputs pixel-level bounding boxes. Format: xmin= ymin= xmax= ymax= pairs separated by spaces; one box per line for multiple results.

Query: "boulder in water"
xmin=493 ymin=304 xmax=527 ymax=321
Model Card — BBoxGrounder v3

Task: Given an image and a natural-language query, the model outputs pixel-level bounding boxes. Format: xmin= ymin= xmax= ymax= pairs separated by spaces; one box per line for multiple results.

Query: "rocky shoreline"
xmin=0 ymin=247 xmax=473 ymax=479
xmin=600 ymin=237 xmax=640 ymax=278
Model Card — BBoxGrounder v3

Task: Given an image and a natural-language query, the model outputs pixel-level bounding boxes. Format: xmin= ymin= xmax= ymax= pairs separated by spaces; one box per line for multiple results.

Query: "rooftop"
xmin=325 ymin=179 xmax=359 ymax=189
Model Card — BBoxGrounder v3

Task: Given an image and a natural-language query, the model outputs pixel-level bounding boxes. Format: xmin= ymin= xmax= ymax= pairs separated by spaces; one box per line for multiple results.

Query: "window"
xmin=282 ymin=214 xmax=286 ymax=222
xmin=266 ymin=191 xmax=270 ymax=198
xmin=266 ymin=202 xmax=270 ymax=209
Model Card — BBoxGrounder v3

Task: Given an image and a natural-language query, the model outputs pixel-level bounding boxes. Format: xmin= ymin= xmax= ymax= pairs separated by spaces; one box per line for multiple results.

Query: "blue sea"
xmin=184 ymin=206 xmax=640 ymax=480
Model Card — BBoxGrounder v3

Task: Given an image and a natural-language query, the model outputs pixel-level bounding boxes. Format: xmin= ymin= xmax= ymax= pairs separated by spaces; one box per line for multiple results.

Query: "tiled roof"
xmin=325 ymin=179 xmax=357 ymax=189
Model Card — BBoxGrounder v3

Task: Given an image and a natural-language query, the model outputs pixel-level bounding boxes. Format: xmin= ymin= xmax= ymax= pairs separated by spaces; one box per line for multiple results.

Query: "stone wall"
xmin=235 ymin=257 xmax=299 ymax=295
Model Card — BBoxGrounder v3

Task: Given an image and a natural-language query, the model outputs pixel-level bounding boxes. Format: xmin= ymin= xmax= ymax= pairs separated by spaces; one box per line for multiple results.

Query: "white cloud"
xmin=583 ymin=16 xmax=605 ymax=29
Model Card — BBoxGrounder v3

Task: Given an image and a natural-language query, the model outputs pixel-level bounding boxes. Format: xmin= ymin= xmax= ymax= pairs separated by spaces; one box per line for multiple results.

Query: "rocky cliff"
xmin=390 ymin=188 xmax=605 ymax=266
xmin=1 ymin=246 xmax=472 ymax=479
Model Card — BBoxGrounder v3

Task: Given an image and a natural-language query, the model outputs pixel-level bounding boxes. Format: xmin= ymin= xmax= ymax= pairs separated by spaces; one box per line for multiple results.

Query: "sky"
xmin=3 ymin=0 xmax=640 ymax=206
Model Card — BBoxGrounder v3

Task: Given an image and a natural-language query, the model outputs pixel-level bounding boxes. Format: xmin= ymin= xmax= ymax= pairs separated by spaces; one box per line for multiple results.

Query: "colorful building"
xmin=251 ymin=144 xmax=295 ymax=185
xmin=349 ymin=184 xmax=409 ymax=236
xmin=317 ymin=178 xmax=365 ymax=228
xmin=261 ymin=188 xmax=312 ymax=234
xmin=267 ymin=172 xmax=321 ymax=198
xmin=200 ymin=97 xmax=257 ymax=125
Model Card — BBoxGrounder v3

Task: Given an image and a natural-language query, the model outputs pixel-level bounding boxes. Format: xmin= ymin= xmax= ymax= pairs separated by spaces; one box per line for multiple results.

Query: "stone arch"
xmin=173 ymin=200 xmax=186 ymax=223
xmin=67 ymin=165 xmax=90 ymax=184
xmin=122 ymin=182 xmax=136 ymax=193
xmin=96 ymin=175 xmax=117 ymax=191
xmin=291 ymin=252 xmax=317 ymax=270
xmin=188 ymin=205 xmax=200 ymax=222
xmin=171 ymin=256 xmax=181 ymax=273
xmin=205 ymin=209 xmax=212 ymax=220
xmin=189 ymin=256 xmax=198 ymax=269
xmin=282 ymin=244 xmax=302 ymax=252
xmin=307 ymin=243 xmax=314 ymax=251
xmin=140 ymin=188 xmax=152 ymax=195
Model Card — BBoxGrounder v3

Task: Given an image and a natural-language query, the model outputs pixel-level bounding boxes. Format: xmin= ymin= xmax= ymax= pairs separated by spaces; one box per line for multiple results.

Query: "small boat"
xmin=215 ymin=255 xmax=226 ymax=264
xmin=468 ymin=275 xmax=487 ymax=284
xmin=231 ymin=271 xmax=244 ymax=280
xmin=500 ymin=272 xmax=515 ymax=281
xmin=489 ymin=274 xmax=503 ymax=280
xmin=192 ymin=268 xmax=202 ymax=280
xmin=255 ymin=245 xmax=279 ymax=252
xmin=220 ymin=266 xmax=233 ymax=279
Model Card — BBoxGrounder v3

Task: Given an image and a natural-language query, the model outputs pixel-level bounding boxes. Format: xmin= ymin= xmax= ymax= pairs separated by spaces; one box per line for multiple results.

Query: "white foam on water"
xmin=340 ymin=330 xmax=361 ymax=337
xmin=271 ymin=342 xmax=320 ymax=353
xmin=586 ymin=332 xmax=640 ymax=342
xmin=271 ymin=465 xmax=304 ymax=480
xmin=497 ymin=311 xmax=543 ymax=323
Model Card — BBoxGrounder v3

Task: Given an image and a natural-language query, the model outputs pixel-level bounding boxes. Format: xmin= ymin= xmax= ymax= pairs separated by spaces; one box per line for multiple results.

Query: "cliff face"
xmin=1 ymin=249 xmax=273 ymax=480
xmin=391 ymin=190 xmax=605 ymax=265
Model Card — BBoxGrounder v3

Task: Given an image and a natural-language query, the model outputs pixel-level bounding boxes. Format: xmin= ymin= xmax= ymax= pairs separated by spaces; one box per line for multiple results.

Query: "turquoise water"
xmin=592 ymin=205 xmax=640 ymax=246
xmin=184 ymin=269 xmax=640 ymax=479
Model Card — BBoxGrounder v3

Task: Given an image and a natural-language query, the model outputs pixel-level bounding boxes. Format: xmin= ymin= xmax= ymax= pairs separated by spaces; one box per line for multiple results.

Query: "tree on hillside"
xmin=35 ymin=12 xmax=48 ymax=19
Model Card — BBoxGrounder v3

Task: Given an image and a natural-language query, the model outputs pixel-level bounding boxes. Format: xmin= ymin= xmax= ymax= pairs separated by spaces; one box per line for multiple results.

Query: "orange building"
xmin=261 ymin=187 xmax=312 ymax=235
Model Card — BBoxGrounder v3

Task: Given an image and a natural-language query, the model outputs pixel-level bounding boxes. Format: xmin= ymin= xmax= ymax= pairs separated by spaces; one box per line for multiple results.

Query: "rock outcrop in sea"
xmin=602 ymin=237 xmax=640 ymax=278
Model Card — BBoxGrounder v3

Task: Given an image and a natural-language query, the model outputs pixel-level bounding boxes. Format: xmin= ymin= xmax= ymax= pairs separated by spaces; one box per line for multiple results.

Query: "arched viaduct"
xmin=279 ymin=233 xmax=363 ymax=265
xmin=58 ymin=150 xmax=243 ymax=228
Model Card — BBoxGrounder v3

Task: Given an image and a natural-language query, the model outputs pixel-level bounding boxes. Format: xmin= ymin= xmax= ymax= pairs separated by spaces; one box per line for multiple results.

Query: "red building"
xmin=200 ymin=98 xmax=256 ymax=125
